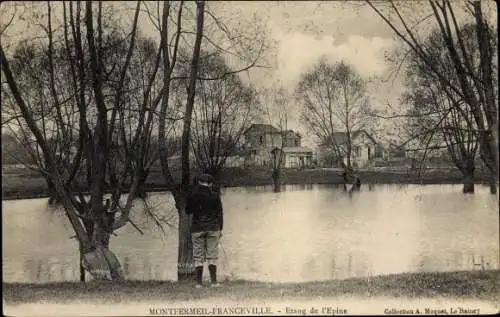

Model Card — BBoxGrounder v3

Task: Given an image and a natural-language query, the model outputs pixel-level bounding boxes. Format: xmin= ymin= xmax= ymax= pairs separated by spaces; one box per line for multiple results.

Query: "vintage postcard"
xmin=2 ymin=0 xmax=499 ymax=316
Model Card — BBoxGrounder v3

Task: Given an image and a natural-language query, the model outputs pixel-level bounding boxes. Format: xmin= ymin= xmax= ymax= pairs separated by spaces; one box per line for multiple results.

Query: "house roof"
xmin=327 ymin=130 xmax=377 ymax=145
xmin=244 ymin=123 xmax=279 ymax=135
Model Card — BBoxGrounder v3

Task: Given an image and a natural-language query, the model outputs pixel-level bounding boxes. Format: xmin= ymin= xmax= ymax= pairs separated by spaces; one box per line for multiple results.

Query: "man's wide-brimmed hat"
xmin=198 ymin=173 xmax=215 ymax=186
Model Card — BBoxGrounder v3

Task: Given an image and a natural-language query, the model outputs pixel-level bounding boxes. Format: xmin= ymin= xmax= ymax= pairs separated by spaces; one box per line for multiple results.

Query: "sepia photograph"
xmin=1 ymin=0 xmax=499 ymax=316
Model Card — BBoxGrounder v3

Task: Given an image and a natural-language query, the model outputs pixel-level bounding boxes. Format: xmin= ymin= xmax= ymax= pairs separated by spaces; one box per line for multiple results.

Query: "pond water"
xmin=2 ymin=184 xmax=499 ymax=284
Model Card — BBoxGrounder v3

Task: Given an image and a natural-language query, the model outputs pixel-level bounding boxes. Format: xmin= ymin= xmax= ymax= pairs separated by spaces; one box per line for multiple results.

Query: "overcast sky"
xmin=203 ymin=1 xmax=422 ymax=146
xmin=206 ymin=1 xmax=496 ymax=147
xmin=225 ymin=1 xmax=396 ymax=85
xmin=1 ymin=1 xmax=497 ymax=147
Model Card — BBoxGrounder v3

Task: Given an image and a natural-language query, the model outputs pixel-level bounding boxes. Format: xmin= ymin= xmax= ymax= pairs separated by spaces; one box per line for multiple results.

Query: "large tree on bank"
xmin=296 ymin=58 xmax=376 ymax=173
xmin=402 ymin=24 xmax=491 ymax=193
xmin=367 ymin=0 xmax=498 ymax=194
xmin=1 ymin=1 xmax=150 ymax=281
xmin=1 ymin=0 xmax=268 ymax=282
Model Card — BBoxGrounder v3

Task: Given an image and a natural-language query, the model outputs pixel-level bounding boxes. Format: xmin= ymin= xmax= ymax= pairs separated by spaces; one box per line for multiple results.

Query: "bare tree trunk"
xmin=177 ymin=0 xmax=205 ymax=282
xmin=272 ymin=168 xmax=281 ymax=193
xmin=346 ymin=149 xmax=352 ymax=172
xmin=136 ymin=167 xmax=149 ymax=199
xmin=462 ymin=170 xmax=474 ymax=193
xmin=81 ymin=196 xmax=123 ymax=281
xmin=478 ymin=131 xmax=498 ymax=194
xmin=83 ymin=1 xmax=124 ymax=281
xmin=157 ymin=0 xmax=205 ymax=283
xmin=46 ymin=177 xmax=61 ymax=204
xmin=175 ymin=192 xmax=195 ymax=281
xmin=346 ymin=133 xmax=352 ymax=172
xmin=486 ymin=130 xmax=498 ymax=194
xmin=489 ymin=130 xmax=498 ymax=195
xmin=155 ymin=0 xmax=192 ymax=282
xmin=89 ymin=213 xmax=123 ymax=280
xmin=462 ymin=156 xmax=475 ymax=194
xmin=472 ymin=0 xmax=498 ymax=195
xmin=80 ymin=255 xmax=85 ymax=282
xmin=78 ymin=241 xmax=85 ymax=282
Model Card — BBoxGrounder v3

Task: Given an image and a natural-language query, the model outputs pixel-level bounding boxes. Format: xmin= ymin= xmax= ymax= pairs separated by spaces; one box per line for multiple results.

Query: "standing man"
xmin=186 ymin=173 xmax=223 ymax=288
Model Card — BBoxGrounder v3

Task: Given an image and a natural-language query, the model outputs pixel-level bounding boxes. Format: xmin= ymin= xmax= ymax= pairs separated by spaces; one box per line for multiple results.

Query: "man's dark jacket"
xmin=186 ymin=185 xmax=223 ymax=233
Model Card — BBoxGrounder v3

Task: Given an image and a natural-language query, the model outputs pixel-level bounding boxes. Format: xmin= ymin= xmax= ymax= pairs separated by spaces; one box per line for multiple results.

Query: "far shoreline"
xmin=2 ymin=166 xmax=492 ymax=201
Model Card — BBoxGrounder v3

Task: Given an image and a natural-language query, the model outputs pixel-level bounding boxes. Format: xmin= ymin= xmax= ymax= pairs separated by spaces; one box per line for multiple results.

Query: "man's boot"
xmin=195 ymin=266 xmax=203 ymax=288
xmin=208 ymin=264 xmax=220 ymax=287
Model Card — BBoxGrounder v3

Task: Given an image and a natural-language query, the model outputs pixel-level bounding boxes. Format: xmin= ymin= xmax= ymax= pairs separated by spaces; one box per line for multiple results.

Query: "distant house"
xmin=282 ymin=130 xmax=302 ymax=147
xmin=371 ymin=143 xmax=409 ymax=167
xmin=271 ymin=147 xmax=314 ymax=168
xmin=374 ymin=143 xmax=407 ymax=160
xmin=243 ymin=124 xmax=281 ymax=150
xmin=242 ymin=123 xmax=313 ymax=168
xmin=317 ymin=130 xmax=377 ymax=168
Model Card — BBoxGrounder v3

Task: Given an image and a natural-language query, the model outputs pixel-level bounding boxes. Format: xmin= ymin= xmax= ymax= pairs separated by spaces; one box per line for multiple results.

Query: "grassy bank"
xmin=2 ymin=166 xmax=490 ymax=200
xmin=3 ymin=270 xmax=500 ymax=304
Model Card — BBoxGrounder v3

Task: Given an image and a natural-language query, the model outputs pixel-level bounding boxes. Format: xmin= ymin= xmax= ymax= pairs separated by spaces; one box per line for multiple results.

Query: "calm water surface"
xmin=2 ymin=184 xmax=499 ymax=283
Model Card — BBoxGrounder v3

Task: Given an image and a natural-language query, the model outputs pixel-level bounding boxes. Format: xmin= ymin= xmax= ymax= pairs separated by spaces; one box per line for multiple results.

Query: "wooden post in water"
xmin=331 ymin=257 xmax=336 ymax=279
xmin=348 ymin=254 xmax=352 ymax=278
xmin=472 ymin=255 xmax=485 ymax=271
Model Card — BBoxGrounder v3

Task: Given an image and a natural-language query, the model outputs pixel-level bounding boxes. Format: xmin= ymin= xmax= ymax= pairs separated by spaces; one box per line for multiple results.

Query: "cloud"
xmin=263 ymin=26 xmax=398 ymax=147
xmin=273 ymin=27 xmax=395 ymax=88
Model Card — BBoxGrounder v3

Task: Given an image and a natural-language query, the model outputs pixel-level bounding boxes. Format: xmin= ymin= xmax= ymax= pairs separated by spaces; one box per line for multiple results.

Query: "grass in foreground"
xmin=3 ymin=270 xmax=500 ymax=304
